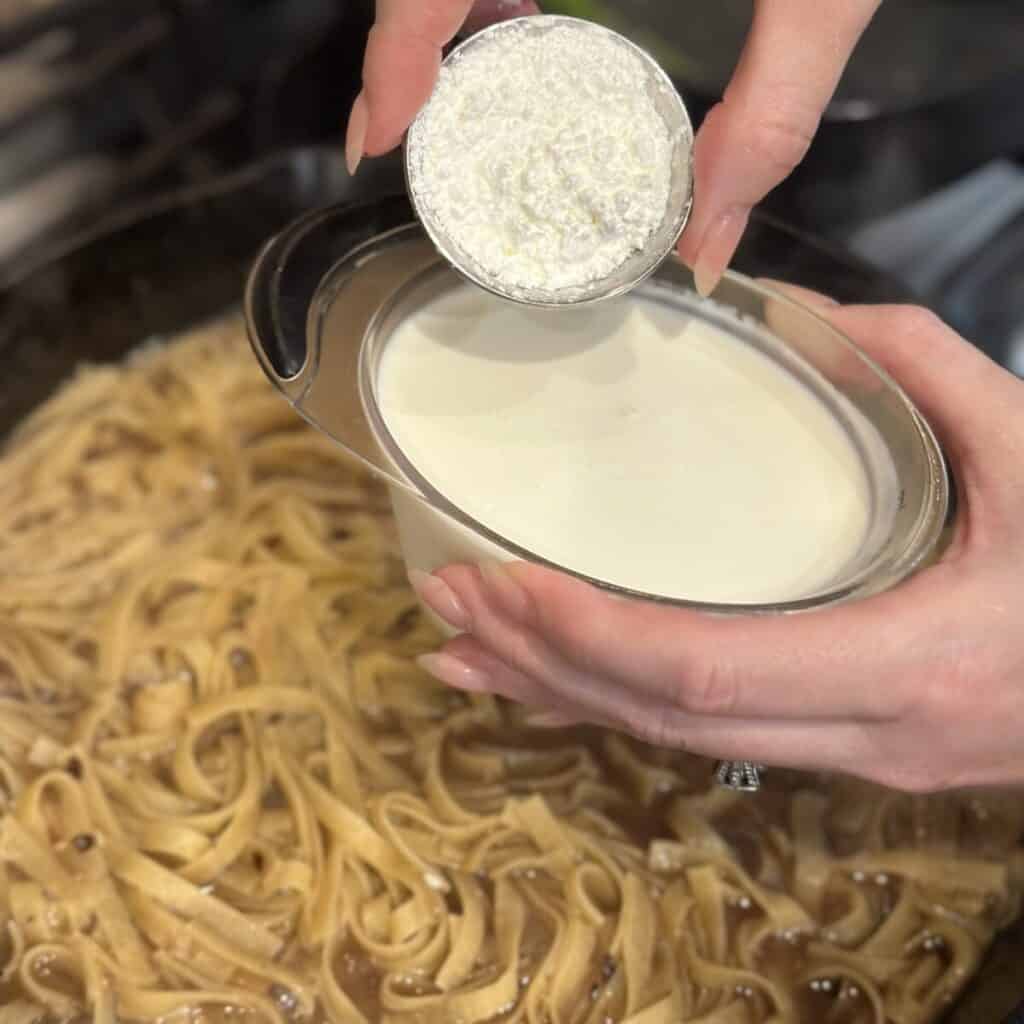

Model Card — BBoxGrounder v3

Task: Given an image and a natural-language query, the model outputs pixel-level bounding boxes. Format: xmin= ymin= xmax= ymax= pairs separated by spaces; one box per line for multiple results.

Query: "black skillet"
xmin=0 ymin=145 xmax=1020 ymax=1023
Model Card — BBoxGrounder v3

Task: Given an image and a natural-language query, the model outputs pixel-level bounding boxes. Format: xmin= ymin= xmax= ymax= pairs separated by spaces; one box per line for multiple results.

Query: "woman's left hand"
xmin=412 ymin=297 xmax=1024 ymax=793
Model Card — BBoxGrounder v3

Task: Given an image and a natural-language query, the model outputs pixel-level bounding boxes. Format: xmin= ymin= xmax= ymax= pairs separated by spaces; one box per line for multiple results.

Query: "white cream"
xmin=376 ymin=286 xmax=875 ymax=604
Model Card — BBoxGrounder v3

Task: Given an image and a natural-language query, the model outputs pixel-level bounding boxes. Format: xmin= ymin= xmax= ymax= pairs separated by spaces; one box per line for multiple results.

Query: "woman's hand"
xmin=346 ymin=0 xmax=881 ymax=293
xmin=411 ymin=299 xmax=1024 ymax=794
xmin=346 ymin=1 xmax=540 ymax=170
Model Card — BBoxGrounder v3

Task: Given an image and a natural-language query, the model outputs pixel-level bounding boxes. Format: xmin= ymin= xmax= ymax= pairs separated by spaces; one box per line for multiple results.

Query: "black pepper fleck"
xmin=72 ymin=834 xmax=94 ymax=852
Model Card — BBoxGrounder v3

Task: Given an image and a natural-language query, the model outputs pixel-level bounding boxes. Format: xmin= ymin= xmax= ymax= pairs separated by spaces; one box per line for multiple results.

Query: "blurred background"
xmin=0 ymin=0 xmax=1022 ymax=369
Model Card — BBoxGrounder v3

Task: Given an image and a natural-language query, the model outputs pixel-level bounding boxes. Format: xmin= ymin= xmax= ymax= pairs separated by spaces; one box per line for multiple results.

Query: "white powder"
xmin=407 ymin=22 xmax=675 ymax=295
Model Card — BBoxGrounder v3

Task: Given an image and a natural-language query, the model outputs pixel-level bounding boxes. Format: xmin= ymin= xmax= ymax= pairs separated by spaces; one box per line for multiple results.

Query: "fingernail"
xmin=479 ymin=561 xmax=532 ymax=622
xmin=693 ymin=206 xmax=749 ymax=298
xmin=409 ymin=569 xmax=471 ymax=631
xmin=525 ymin=710 xmax=577 ymax=729
xmin=345 ymin=91 xmax=368 ymax=176
xmin=417 ymin=652 xmax=491 ymax=692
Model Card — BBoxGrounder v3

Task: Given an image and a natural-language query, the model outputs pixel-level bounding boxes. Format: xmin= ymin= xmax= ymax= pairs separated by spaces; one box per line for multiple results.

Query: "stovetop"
xmin=847 ymin=159 xmax=1024 ymax=372
xmin=0 ymin=0 xmax=371 ymax=271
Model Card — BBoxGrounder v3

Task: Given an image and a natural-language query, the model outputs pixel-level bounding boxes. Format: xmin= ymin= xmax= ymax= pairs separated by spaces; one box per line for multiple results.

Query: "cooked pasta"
xmin=0 ymin=315 xmax=1020 ymax=1024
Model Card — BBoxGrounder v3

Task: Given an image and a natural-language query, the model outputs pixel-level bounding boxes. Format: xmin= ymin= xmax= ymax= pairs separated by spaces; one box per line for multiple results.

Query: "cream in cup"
xmin=376 ymin=283 xmax=882 ymax=607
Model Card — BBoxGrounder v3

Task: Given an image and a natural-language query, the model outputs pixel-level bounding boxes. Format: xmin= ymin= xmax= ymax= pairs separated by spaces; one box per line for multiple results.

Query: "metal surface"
xmin=0 ymin=146 xmax=1020 ymax=1022
xmin=848 ymin=159 xmax=1024 ymax=374
xmin=578 ymin=0 xmax=1024 ymax=120
xmin=543 ymin=0 xmax=1024 ymax=234
xmin=0 ymin=0 xmax=373 ymax=276
xmin=404 ymin=15 xmax=694 ymax=307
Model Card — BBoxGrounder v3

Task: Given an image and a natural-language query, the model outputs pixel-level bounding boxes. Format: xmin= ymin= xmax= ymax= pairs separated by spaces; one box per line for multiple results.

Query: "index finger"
xmin=361 ymin=0 xmax=538 ymax=156
xmin=680 ymin=0 xmax=880 ymax=291
xmin=437 ymin=557 xmax=951 ymax=722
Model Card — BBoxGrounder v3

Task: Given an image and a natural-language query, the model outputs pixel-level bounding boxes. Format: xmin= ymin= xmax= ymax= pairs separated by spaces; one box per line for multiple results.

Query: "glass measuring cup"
xmin=245 ymin=196 xmax=951 ymax=792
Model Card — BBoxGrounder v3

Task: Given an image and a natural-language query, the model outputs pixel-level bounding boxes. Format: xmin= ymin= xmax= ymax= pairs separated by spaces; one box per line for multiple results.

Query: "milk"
xmin=376 ymin=286 xmax=875 ymax=605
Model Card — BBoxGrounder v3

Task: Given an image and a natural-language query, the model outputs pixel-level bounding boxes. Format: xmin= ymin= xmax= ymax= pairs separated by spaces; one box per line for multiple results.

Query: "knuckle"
xmin=915 ymin=676 xmax=960 ymax=725
xmin=674 ymin=656 xmax=738 ymax=716
xmin=890 ymin=305 xmax=946 ymax=343
xmin=872 ymin=627 xmax=969 ymax=724
xmin=868 ymin=675 xmax=921 ymax=723
xmin=745 ymin=113 xmax=815 ymax=177
xmin=916 ymin=646 xmax=985 ymax=722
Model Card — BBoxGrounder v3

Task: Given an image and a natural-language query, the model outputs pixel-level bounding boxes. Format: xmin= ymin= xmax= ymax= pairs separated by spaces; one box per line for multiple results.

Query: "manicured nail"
xmin=525 ymin=709 xmax=578 ymax=729
xmin=479 ymin=561 xmax=532 ymax=622
xmin=408 ymin=569 xmax=471 ymax=631
xmin=417 ymin=652 xmax=491 ymax=692
xmin=345 ymin=91 xmax=368 ymax=176
xmin=693 ymin=206 xmax=749 ymax=298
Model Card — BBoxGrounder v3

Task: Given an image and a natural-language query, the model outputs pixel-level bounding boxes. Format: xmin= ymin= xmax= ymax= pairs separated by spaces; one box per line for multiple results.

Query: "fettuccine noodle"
xmin=0 ymin=316 xmax=1020 ymax=1024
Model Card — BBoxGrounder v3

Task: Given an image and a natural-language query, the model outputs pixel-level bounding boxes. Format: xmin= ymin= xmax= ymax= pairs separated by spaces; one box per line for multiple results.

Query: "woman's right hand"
xmin=345 ymin=0 xmax=881 ymax=294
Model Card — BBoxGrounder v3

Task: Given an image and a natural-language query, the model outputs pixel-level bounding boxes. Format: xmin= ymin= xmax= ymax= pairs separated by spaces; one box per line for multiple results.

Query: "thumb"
xmin=679 ymin=0 xmax=880 ymax=295
xmin=757 ymin=283 xmax=1021 ymax=474
xmin=820 ymin=304 xmax=1022 ymax=471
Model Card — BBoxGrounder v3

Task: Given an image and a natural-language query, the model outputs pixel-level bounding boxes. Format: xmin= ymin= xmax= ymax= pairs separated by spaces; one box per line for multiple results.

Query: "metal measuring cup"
xmin=403 ymin=15 xmax=695 ymax=309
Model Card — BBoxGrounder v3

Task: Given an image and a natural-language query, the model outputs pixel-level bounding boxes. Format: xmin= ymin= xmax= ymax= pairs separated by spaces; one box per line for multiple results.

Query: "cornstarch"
xmin=407 ymin=22 xmax=674 ymax=295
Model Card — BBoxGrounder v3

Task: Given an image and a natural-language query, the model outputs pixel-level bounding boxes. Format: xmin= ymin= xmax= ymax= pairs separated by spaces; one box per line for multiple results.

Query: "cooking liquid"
xmin=0 ymin=722 xmax=920 ymax=1024
xmin=377 ymin=287 xmax=876 ymax=604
